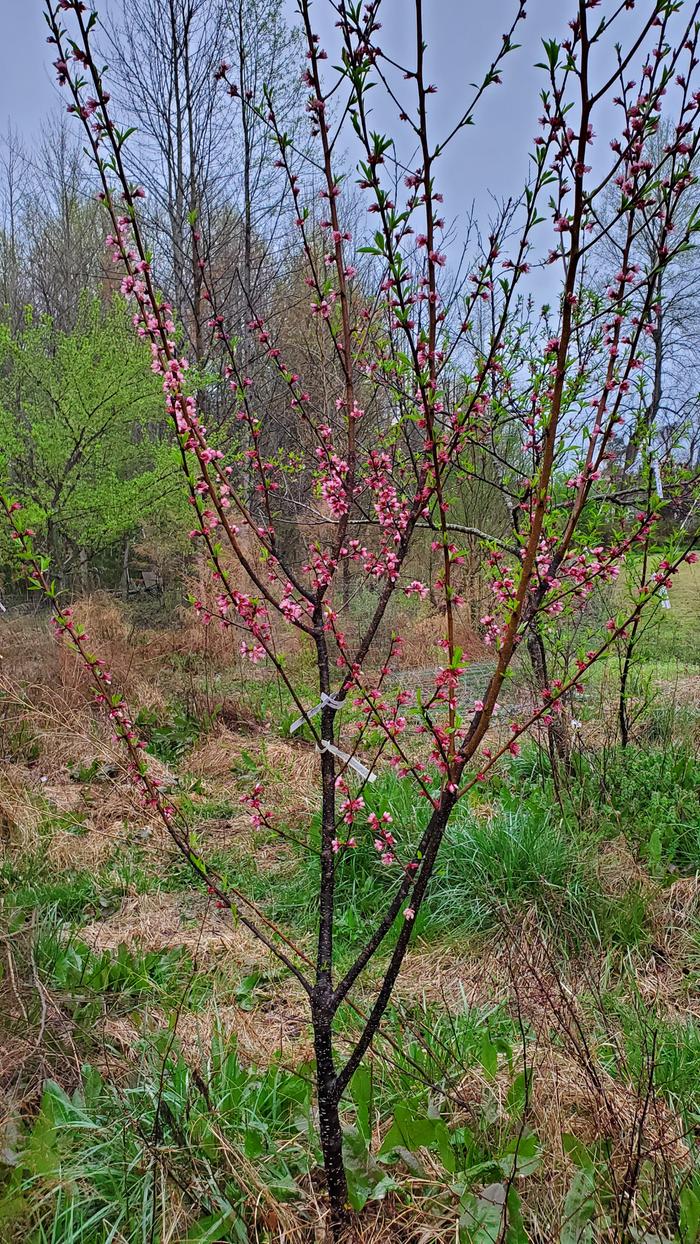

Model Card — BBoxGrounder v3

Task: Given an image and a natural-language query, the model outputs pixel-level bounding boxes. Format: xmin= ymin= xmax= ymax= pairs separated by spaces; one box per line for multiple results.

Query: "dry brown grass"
xmin=263 ymin=738 xmax=319 ymax=822
xmin=0 ymin=602 xmax=134 ymax=780
xmin=44 ymin=790 xmax=177 ymax=874
xmin=0 ymin=609 xmax=61 ymax=688
xmin=402 ymin=913 xmax=691 ymax=1213
xmin=396 ymin=937 xmax=509 ymax=1012
xmin=634 ymin=876 xmax=700 ymax=1021
xmin=80 ymin=891 xmax=263 ymax=961
xmin=333 ymin=1200 xmax=462 ymax=1244
xmin=0 ymin=745 xmax=177 ymax=874
xmin=0 ymin=597 xmax=192 ymax=876
xmin=0 ymin=917 xmax=85 ymax=1118
xmin=658 ymin=874 xmax=700 ymax=941
xmin=396 ymin=910 xmax=567 ymax=1019
xmin=392 ymin=606 xmax=491 ymax=670
xmin=79 ymin=890 xmax=316 ymax=1069
xmin=0 ymin=594 xmax=161 ymax=708
xmin=189 ymin=726 xmax=319 ymax=818
xmin=595 ymin=835 xmax=652 ymax=899
xmin=186 ymin=726 xmax=251 ymax=779
xmin=528 ymin=1044 xmax=687 ymax=1166
xmin=0 ymin=766 xmax=46 ymax=849
xmin=102 ymin=991 xmax=313 ymax=1071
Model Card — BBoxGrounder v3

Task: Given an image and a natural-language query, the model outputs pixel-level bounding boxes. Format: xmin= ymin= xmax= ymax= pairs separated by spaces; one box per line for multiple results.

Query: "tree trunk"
xmin=120 ymin=538 xmax=130 ymax=600
xmin=624 ymin=302 xmax=662 ymax=472
xmin=527 ymin=626 xmax=571 ymax=769
xmin=313 ymin=1009 xmax=348 ymax=1237
xmin=618 ymin=641 xmax=633 ymax=748
xmin=79 ymin=546 xmax=89 ymax=594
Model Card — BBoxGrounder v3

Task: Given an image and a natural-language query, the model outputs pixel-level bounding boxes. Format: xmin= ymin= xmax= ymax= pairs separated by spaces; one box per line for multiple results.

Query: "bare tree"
xmin=100 ymin=0 xmax=306 ymax=370
xmin=0 ymin=125 xmax=28 ymax=328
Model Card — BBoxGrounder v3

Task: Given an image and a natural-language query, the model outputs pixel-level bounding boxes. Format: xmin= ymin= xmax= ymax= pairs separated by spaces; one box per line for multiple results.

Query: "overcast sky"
xmin=0 ymin=2 xmax=570 ymax=216
xmin=0 ymin=0 xmax=665 ymax=275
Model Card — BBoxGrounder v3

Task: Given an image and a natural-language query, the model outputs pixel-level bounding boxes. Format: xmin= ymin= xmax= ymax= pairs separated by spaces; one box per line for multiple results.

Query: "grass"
xmin=0 ymin=844 xmax=167 ymax=925
xmin=419 ymin=805 xmax=598 ymax=941
xmin=618 ymin=1009 xmax=700 ymax=1121
xmin=0 ymin=856 xmax=104 ymax=923
xmin=232 ymin=766 xmax=655 ymax=963
xmin=1 ymin=606 xmax=700 ymax=1241
xmin=0 ymin=1042 xmax=317 ymax=1243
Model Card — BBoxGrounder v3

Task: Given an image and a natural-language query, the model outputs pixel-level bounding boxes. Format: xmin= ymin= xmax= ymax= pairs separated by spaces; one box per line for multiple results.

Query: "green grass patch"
xmin=235 ymin=770 xmax=645 ymax=959
xmin=0 ymin=1037 xmax=315 ymax=1242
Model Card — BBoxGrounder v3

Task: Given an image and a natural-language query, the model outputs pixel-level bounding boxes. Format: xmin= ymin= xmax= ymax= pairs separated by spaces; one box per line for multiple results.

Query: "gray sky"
xmin=0 ymin=1 xmax=569 ymax=221
xmin=305 ymin=0 xmax=566 ymax=213
xmin=0 ymin=5 xmax=57 ymax=134
xmin=0 ymin=0 xmax=670 ymax=285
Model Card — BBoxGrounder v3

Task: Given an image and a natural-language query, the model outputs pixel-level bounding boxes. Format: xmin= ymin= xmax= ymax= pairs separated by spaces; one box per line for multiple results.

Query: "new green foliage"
xmin=0 ymin=296 xmax=179 ymax=584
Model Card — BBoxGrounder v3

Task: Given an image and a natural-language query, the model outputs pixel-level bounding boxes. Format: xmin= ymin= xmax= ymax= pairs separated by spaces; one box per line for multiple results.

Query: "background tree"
xmin=101 ymin=0 xmax=307 ymax=372
xmin=0 ymin=296 xmax=179 ymax=590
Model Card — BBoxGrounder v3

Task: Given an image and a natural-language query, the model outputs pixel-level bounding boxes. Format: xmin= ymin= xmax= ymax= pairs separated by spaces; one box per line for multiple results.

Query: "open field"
xmin=0 ymin=597 xmax=699 ymax=1242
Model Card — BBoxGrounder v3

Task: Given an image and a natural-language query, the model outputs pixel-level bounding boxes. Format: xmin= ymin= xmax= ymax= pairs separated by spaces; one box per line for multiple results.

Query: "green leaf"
xmin=560 ymin=1166 xmax=597 ymax=1244
xmin=267 ymin=1171 xmax=301 ymax=1197
xmin=343 ymin=1125 xmax=384 ymax=1212
xmin=350 ymin=1065 xmax=372 ymax=1143
xmin=22 ymin=1112 xmax=60 ymax=1180
xmin=479 ymin=1033 xmax=498 ymax=1081
xmin=506 ymin=1185 xmax=527 ymax=1243
xmin=499 ymin=1128 xmax=540 ymax=1178
xmin=681 ymin=1184 xmax=700 ymax=1244
xmin=435 ymin=1119 xmax=456 ymax=1174
xmin=562 ymin=1132 xmax=595 ymax=1172
xmin=459 ymin=1186 xmax=504 ymax=1242
xmin=505 ymin=1069 xmax=530 ymax=1119
xmin=379 ymin=1105 xmax=436 ymax=1154
xmin=182 ymin=1211 xmax=243 ymax=1243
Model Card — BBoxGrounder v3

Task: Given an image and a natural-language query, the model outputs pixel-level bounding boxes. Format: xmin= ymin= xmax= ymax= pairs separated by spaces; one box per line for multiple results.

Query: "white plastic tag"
xmin=290 ymin=692 xmax=345 ymax=734
xmin=316 ymin=740 xmax=376 ymax=783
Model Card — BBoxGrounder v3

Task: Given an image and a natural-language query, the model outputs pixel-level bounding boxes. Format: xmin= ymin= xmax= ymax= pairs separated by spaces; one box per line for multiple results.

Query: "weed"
xmin=595 ymin=746 xmax=700 ymax=875
xmin=135 ymin=704 xmax=205 ymax=765
xmin=0 ymin=1037 xmax=315 ymax=1242
xmin=37 ymin=929 xmax=211 ymax=1012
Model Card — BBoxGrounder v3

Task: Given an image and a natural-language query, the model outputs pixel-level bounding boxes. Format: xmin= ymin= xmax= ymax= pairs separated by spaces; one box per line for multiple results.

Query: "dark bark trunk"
xmin=313 ymin=1009 xmax=348 ymax=1236
xmin=526 ymin=626 xmax=571 ymax=769
xmin=619 ymin=602 xmax=644 ymax=748
xmin=619 ymin=643 xmax=633 ymax=748
xmin=312 ymin=618 xmax=349 ymax=1235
